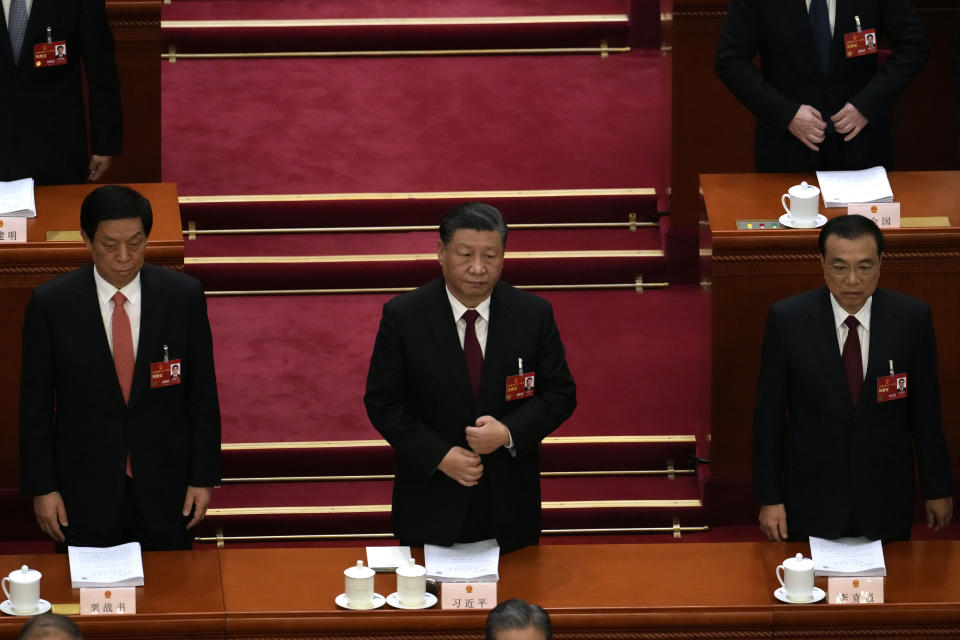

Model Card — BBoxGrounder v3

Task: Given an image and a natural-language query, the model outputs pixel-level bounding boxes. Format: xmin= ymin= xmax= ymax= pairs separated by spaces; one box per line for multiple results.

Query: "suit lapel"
xmin=479 ymin=283 xmax=513 ymax=409
xmin=791 ymin=0 xmax=827 ymax=78
xmin=74 ymin=264 xmax=126 ymax=404
xmin=129 ymin=267 xmax=158 ymax=407
xmin=810 ymin=288 xmax=854 ymax=408
xmin=830 ymin=0 xmax=855 ymax=76
xmin=22 ymin=0 xmax=51 ymax=59
xmin=424 ymin=280 xmax=476 ymax=408
xmin=860 ymin=290 xmax=890 ymax=412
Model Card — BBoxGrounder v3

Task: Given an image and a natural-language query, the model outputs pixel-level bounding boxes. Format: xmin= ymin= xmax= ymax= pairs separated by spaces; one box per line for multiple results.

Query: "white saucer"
xmin=335 ymin=592 xmax=386 ymax=610
xmin=386 ymin=592 xmax=438 ymax=609
xmin=1 ymin=599 xmax=52 ymax=616
xmin=780 ymin=213 xmax=827 ymax=229
xmin=774 ymin=587 xmax=825 ymax=604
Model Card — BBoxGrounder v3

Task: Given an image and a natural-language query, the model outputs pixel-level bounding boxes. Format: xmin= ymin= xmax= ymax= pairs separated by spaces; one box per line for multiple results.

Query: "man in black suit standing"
xmin=754 ymin=215 xmax=953 ymax=542
xmin=20 ymin=185 xmax=221 ymax=550
xmin=365 ymin=203 xmax=576 ymax=553
xmin=715 ymin=0 xmax=928 ymax=172
xmin=1 ymin=0 xmax=122 ymax=184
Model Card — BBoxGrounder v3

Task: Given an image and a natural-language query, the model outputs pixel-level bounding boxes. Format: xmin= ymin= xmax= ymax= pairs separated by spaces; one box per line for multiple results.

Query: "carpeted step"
xmin=179 ymin=189 xmax=658 ymax=230
xmin=162 ymin=52 xmax=663 ymax=198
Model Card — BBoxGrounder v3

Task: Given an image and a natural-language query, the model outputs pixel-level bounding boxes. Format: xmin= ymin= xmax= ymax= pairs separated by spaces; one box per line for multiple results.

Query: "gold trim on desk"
xmin=221 ymin=435 xmax=695 ymax=451
xmin=45 ymin=230 xmax=83 ymax=242
xmin=162 ymin=15 xmax=629 ymax=28
xmin=179 ymin=187 xmax=654 ymax=204
xmin=164 ymin=46 xmax=631 ymax=60
xmin=203 ymin=282 xmax=670 ymax=296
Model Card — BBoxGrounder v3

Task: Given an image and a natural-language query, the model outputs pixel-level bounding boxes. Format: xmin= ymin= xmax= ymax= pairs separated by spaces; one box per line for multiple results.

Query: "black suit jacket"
xmin=715 ymin=0 xmax=927 ymax=172
xmin=0 ymin=0 xmax=122 ymax=184
xmin=364 ymin=278 xmax=576 ymax=553
xmin=19 ymin=264 xmax=221 ymax=535
xmin=754 ymin=287 xmax=953 ymax=541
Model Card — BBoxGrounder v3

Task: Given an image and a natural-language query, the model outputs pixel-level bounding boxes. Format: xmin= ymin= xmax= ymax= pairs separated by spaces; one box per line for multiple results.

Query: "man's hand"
xmin=830 ymin=103 xmax=868 ymax=142
xmin=437 ymin=446 xmax=484 ymax=487
xmin=788 ymin=105 xmax=827 ymax=151
xmin=465 ymin=415 xmax=511 ymax=455
xmin=182 ymin=486 xmax=212 ymax=530
xmin=759 ymin=503 xmax=788 ymax=541
xmin=34 ymin=491 xmax=68 ymax=542
xmin=88 ymin=155 xmax=112 ymax=181
xmin=925 ymin=497 xmax=953 ymax=532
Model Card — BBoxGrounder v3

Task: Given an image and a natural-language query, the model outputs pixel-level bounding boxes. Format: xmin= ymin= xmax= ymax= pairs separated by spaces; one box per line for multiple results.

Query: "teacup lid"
xmin=8 ymin=565 xmax=41 ymax=583
xmin=783 ymin=553 xmax=814 ymax=570
xmin=788 ymin=181 xmax=820 ymax=197
xmin=344 ymin=560 xmax=375 ymax=579
xmin=396 ymin=558 xmax=426 ymax=577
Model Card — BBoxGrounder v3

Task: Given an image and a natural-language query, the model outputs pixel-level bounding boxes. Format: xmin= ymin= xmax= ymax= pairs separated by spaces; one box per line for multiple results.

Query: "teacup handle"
xmin=1 ymin=577 xmax=9 ymax=600
xmin=776 ymin=565 xmax=786 ymax=589
xmin=781 ymin=194 xmax=791 ymax=216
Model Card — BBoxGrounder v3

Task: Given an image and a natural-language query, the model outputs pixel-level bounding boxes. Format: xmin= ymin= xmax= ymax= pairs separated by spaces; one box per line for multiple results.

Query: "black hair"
xmin=439 ymin=202 xmax=508 ymax=247
xmin=817 ymin=215 xmax=884 ymax=257
xmin=80 ymin=185 xmax=153 ymax=241
xmin=18 ymin=613 xmax=83 ymax=640
xmin=485 ymin=599 xmax=552 ymax=640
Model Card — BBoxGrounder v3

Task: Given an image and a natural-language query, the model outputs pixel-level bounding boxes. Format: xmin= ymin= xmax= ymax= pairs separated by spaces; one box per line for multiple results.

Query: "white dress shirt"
xmin=446 ymin=287 xmax=491 ymax=357
xmin=2 ymin=0 xmax=34 ymax=26
xmin=94 ymin=267 xmax=142 ymax=360
xmin=805 ymin=0 xmax=837 ymax=34
xmin=830 ymin=293 xmax=871 ymax=378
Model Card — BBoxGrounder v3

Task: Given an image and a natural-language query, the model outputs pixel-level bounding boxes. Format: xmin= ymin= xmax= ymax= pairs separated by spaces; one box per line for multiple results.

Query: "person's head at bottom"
xmin=486 ymin=599 xmax=552 ymax=640
xmin=18 ymin=613 xmax=83 ymax=640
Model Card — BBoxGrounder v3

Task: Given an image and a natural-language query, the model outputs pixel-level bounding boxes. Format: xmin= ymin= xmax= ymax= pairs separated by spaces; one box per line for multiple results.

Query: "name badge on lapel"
xmin=877 ymin=360 xmax=906 ymax=403
xmin=150 ymin=345 xmax=182 ymax=388
xmin=505 ymin=358 xmax=534 ymax=402
xmin=844 ymin=16 xmax=877 ymax=58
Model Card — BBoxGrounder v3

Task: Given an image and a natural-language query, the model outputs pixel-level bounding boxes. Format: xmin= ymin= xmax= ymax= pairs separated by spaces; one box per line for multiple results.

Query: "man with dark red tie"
xmin=19 ymin=185 xmax=221 ymax=550
xmin=754 ymin=215 xmax=953 ymax=542
xmin=365 ymin=203 xmax=576 ymax=553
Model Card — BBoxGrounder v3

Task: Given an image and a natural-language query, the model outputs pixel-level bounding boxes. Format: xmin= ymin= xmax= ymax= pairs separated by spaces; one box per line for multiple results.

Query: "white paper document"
xmin=68 ymin=542 xmax=145 ymax=588
xmin=424 ymin=539 xmax=500 ymax=582
xmin=365 ymin=545 xmax=413 ymax=572
xmin=0 ymin=178 xmax=37 ymax=217
xmin=809 ymin=536 xmax=887 ymax=577
xmin=815 ymin=166 xmax=894 ymax=208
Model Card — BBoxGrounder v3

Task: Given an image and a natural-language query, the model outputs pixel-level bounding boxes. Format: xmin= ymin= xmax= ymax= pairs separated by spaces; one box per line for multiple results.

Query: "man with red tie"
xmin=19 ymin=185 xmax=221 ymax=550
xmin=754 ymin=215 xmax=952 ymax=541
xmin=365 ymin=203 xmax=576 ymax=553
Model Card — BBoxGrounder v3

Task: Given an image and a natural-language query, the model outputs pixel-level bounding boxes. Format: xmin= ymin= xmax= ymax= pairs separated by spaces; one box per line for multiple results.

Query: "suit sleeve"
xmin=908 ymin=307 xmax=952 ymax=500
xmin=79 ymin=0 xmax=123 ymax=156
xmin=848 ymin=0 xmax=928 ymax=124
xmin=498 ymin=301 xmax=576 ymax=457
xmin=185 ymin=282 xmax=221 ymax=486
xmin=715 ymin=0 xmax=801 ymax=134
xmin=18 ymin=291 xmax=59 ymax=496
xmin=753 ymin=306 xmax=789 ymax=506
xmin=364 ymin=303 xmax=457 ymax=479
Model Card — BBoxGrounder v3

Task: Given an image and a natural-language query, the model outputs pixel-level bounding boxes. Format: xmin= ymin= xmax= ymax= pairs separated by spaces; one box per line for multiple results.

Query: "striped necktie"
xmin=8 ymin=0 xmax=28 ymax=65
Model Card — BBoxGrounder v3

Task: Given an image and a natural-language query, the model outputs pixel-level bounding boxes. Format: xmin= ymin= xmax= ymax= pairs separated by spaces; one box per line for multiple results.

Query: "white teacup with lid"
xmin=781 ymin=181 xmax=821 ymax=227
xmin=344 ymin=560 xmax=376 ymax=609
xmin=3 ymin=565 xmax=41 ymax=614
xmin=395 ymin=558 xmax=427 ymax=607
xmin=777 ymin=553 xmax=815 ymax=602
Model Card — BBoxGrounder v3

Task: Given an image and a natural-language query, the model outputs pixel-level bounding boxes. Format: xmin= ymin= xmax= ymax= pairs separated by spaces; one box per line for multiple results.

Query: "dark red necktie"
xmin=842 ymin=315 xmax=862 ymax=403
xmin=462 ymin=309 xmax=483 ymax=398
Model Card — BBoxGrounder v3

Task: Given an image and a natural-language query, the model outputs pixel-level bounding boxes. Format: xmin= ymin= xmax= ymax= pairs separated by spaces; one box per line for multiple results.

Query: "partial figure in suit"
xmin=1 ymin=0 xmax=122 ymax=184
xmin=365 ymin=203 xmax=576 ymax=553
xmin=754 ymin=215 xmax=953 ymax=542
xmin=20 ymin=185 xmax=221 ymax=550
xmin=715 ymin=0 xmax=928 ymax=172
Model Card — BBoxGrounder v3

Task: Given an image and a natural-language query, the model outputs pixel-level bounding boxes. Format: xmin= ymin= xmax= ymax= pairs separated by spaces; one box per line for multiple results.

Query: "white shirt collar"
xmin=829 ymin=292 xmax=872 ymax=332
xmin=93 ymin=266 xmax=141 ymax=307
xmin=445 ymin=285 xmax=491 ymax=323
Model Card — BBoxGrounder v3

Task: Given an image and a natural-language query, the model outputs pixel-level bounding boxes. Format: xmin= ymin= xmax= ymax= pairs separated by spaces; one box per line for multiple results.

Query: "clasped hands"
xmin=438 ymin=416 xmax=510 ymax=487
xmin=788 ymin=103 xmax=868 ymax=151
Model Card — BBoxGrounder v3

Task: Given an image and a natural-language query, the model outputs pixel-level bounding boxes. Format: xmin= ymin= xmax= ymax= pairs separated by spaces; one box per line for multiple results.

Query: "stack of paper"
xmin=815 ymin=166 xmax=894 ymax=208
xmin=809 ymin=536 xmax=887 ymax=577
xmin=0 ymin=178 xmax=37 ymax=217
xmin=68 ymin=542 xmax=145 ymax=588
xmin=424 ymin=539 xmax=500 ymax=582
xmin=365 ymin=545 xmax=413 ymax=572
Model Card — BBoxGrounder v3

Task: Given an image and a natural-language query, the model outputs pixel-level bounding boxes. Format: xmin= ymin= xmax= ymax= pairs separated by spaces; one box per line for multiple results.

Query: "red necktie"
xmin=462 ymin=309 xmax=483 ymax=398
xmin=842 ymin=315 xmax=862 ymax=403
xmin=113 ymin=292 xmax=135 ymax=476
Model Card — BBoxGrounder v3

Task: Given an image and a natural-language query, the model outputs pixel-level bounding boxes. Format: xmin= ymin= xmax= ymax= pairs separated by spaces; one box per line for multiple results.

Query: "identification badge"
xmin=505 ymin=372 xmax=535 ymax=402
xmin=34 ymin=41 xmax=67 ymax=68
xmin=150 ymin=359 xmax=182 ymax=388
xmin=877 ymin=373 xmax=907 ymax=403
xmin=844 ymin=29 xmax=877 ymax=58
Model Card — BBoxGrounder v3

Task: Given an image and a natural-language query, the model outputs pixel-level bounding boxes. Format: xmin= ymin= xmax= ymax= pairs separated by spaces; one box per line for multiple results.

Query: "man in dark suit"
xmin=365 ymin=203 xmax=576 ymax=553
xmin=19 ymin=185 xmax=221 ymax=550
xmin=1 ymin=0 xmax=122 ymax=184
xmin=715 ymin=0 xmax=928 ymax=172
xmin=754 ymin=215 xmax=953 ymax=541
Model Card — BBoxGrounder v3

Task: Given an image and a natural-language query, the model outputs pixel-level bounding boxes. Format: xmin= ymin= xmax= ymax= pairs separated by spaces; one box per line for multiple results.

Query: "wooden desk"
xmin=0 ymin=183 xmax=183 ymax=494
xmin=700 ymin=171 xmax=960 ymax=523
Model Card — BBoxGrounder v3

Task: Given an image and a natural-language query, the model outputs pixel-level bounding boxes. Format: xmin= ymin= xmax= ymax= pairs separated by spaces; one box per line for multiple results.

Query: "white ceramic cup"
xmin=2 ymin=565 xmax=42 ymax=614
xmin=776 ymin=553 xmax=815 ymax=602
xmin=781 ymin=181 xmax=821 ymax=227
xmin=344 ymin=560 xmax=375 ymax=609
xmin=395 ymin=559 xmax=427 ymax=607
